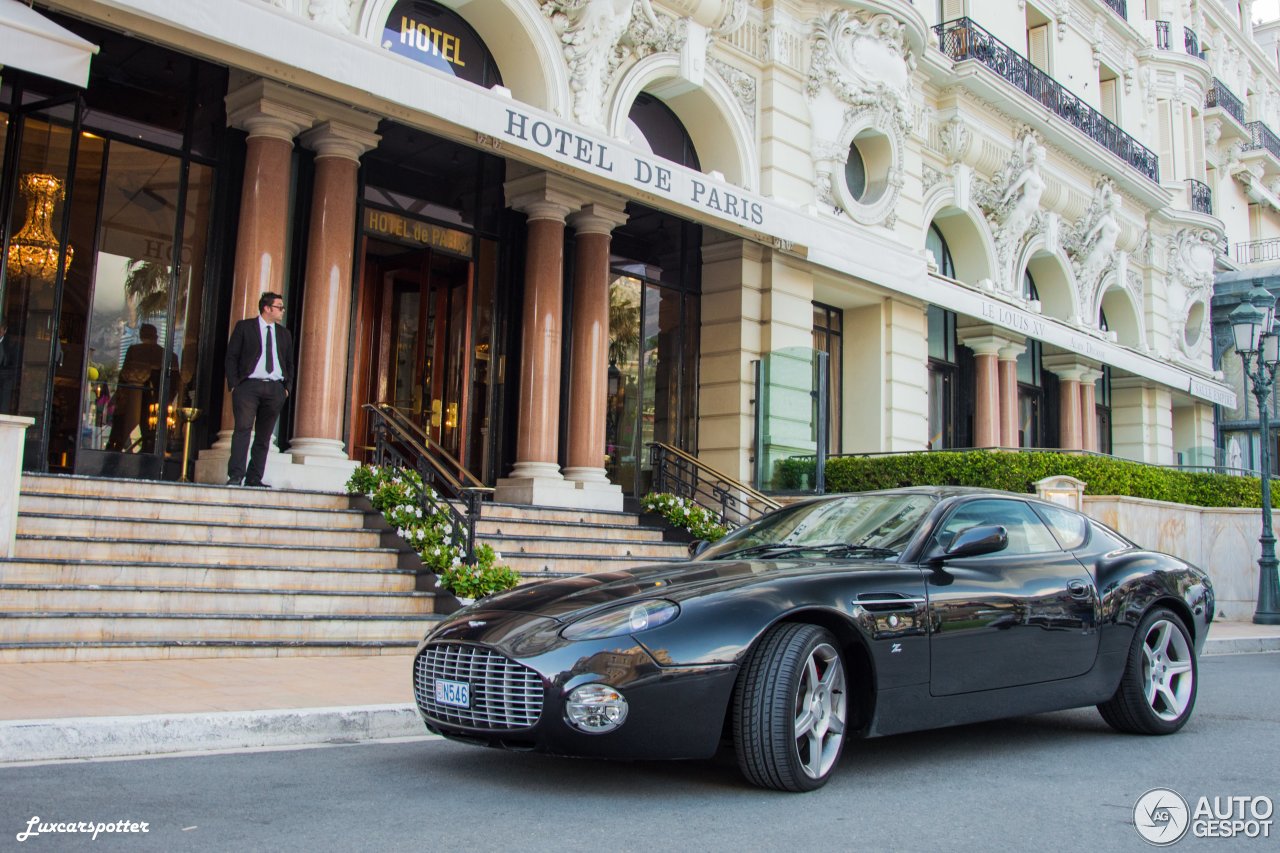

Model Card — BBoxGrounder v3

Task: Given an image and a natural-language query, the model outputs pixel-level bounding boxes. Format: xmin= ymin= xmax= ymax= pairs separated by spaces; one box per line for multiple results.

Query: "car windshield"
xmin=700 ymin=493 xmax=937 ymax=561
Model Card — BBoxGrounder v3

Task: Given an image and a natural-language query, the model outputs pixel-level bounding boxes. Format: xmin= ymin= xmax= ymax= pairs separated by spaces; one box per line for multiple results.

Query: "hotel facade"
xmin=3 ymin=0 xmax=1272 ymax=507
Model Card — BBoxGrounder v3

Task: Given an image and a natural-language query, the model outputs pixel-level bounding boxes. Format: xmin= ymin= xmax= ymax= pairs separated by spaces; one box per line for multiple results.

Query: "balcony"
xmin=1244 ymin=121 xmax=1280 ymax=162
xmin=1236 ymin=238 xmax=1280 ymax=265
xmin=1185 ymin=28 xmax=1203 ymax=59
xmin=1206 ymin=79 xmax=1246 ymax=126
xmin=934 ymin=18 xmax=1159 ymax=184
xmin=1187 ymin=178 xmax=1212 ymax=215
xmin=1102 ymin=0 xmax=1127 ymax=20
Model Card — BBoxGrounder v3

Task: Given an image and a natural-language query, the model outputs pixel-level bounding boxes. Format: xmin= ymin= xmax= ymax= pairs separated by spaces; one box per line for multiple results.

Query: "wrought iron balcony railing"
xmin=1155 ymin=20 xmax=1171 ymax=50
xmin=1237 ymin=238 xmax=1280 ymax=265
xmin=934 ymin=18 xmax=1159 ymax=184
xmin=1206 ymin=78 xmax=1246 ymax=126
xmin=1244 ymin=121 xmax=1280 ymax=162
xmin=1185 ymin=27 xmax=1203 ymax=59
xmin=1102 ymin=0 xmax=1127 ymax=20
xmin=1187 ymin=178 xmax=1212 ymax=215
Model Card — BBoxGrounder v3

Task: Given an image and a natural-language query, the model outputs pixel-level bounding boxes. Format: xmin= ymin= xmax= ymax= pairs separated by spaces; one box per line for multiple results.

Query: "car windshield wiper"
xmin=714 ymin=542 xmax=897 ymax=560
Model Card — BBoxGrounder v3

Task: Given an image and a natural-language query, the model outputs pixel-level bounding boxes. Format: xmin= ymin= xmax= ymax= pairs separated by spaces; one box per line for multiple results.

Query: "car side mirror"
xmin=689 ymin=539 xmax=711 ymax=558
xmin=941 ymin=524 xmax=1008 ymax=560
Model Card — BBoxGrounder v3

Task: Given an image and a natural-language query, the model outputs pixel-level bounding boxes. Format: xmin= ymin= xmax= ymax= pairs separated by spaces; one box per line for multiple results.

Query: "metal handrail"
xmin=1206 ymin=79 xmax=1246 ymax=126
xmin=363 ymin=402 xmax=492 ymax=561
xmin=1244 ymin=121 xmax=1280 ymax=161
xmin=1184 ymin=27 xmax=1202 ymax=59
xmin=1101 ymin=0 xmax=1126 ymax=20
xmin=1155 ymin=20 xmax=1171 ymax=50
xmin=1237 ymin=237 xmax=1280 ymax=264
xmin=649 ymin=442 xmax=780 ymax=530
xmin=1187 ymin=178 xmax=1212 ymax=215
xmin=934 ymin=17 xmax=1159 ymax=183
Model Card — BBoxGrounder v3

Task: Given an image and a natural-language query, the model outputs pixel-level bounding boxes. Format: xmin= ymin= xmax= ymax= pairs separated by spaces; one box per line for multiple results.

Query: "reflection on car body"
xmin=412 ymin=487 xmax=1213 ymax=791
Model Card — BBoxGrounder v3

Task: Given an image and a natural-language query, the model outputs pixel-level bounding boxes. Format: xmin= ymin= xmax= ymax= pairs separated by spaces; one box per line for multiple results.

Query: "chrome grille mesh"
xmin=415 ymin=643 xmax=543 ymax=729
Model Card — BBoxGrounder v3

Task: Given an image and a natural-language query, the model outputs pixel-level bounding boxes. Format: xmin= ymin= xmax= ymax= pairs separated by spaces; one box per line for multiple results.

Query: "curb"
xmin=0 ymin=703 xmax=422 ymax=764
xmin=1204 ymin=635 xmax=1280 ymax=656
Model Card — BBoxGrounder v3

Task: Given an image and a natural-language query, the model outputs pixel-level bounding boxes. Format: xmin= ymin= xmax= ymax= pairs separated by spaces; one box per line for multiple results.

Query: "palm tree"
xmin=123 ymin=258 xmax=173 ymax=321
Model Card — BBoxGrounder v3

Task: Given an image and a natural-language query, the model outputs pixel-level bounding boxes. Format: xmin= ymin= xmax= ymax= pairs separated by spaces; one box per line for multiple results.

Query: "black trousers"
xmin=227 ymin=379 xmax=286 ymax=485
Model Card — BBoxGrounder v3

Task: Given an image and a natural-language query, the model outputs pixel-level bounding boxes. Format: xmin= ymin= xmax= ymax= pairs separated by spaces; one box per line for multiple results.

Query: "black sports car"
xmin=412 ymin=487 xmax=1214 ymax=791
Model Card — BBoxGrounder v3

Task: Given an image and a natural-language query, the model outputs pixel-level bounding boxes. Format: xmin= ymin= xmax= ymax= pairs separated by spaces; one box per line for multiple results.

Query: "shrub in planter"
xmin=641 ymin=492 xmax=729 ymax=542
xmin=346 ymin=464 xmax=519 ymax=598
xmin=821 ymin=450 xmax=1261 ymax=508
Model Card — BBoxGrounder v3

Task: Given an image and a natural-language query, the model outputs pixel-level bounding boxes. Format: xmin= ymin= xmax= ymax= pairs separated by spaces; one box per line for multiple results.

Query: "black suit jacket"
xmin=225 ymin=317 xmax=294 ymax=394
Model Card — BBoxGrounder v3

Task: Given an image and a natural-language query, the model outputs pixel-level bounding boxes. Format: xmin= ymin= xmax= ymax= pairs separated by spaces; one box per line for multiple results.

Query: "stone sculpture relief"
xmin=307 ymin=0 xmax=354 ymax=30
xmin=541 ymin=0 xmax=640 ymax=128
xmin=1067 ymin=178 xmax=1123 ymax=317
xmin=708 ymin=57 xmax=757 ymax=134
xmin=976 ymin=130 xmax=1046 ymax=292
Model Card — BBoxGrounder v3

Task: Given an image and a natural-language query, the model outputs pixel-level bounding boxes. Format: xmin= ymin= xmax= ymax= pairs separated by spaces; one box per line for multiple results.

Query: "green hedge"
xmin=814 ymin=451 xmax=1261 ymax=509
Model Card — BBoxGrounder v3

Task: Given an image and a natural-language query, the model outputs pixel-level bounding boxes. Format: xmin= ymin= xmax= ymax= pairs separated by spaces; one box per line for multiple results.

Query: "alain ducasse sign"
xmin=381 ymin=0 xmax=488 ymax=86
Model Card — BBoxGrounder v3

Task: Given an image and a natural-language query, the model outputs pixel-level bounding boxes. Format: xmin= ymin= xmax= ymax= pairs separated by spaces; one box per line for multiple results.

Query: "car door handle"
xmin=1067 ymin=580 xmax=1091 ymax=598
xmin=854 ymin=593 xmax=926 ymax=612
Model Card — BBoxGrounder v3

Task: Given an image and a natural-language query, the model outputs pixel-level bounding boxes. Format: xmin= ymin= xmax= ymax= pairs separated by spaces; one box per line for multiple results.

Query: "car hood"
xmin=472 ymin=557 xmax=900 ymax=620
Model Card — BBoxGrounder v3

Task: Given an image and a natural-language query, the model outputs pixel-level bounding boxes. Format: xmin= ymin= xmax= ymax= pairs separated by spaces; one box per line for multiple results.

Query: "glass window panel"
xmin=606 ymin=275 xmax=642 ymax=492
xmin=84 ymin=143 xmax=182 ymax=459
xmin=937 ymin=499 xmax=1061 ymax=555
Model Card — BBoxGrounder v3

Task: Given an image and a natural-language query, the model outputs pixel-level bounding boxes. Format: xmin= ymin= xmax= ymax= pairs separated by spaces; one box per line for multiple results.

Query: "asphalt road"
xmin=2 ymin=653 xmax=1277 ymax=853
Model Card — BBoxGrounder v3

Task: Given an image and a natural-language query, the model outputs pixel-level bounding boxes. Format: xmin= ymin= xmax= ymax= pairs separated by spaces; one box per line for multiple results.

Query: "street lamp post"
xmin=1229 ymin=286 xmax=1280 ymax=625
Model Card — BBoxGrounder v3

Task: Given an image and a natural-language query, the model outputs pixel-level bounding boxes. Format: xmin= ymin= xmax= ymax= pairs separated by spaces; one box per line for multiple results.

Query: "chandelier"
xmin=5 ymin=172 xmax=74 ymax=281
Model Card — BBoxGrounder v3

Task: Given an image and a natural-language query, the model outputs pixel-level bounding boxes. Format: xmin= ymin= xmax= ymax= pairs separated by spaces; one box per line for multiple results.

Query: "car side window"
xmin=936 ymin=498 xmax=1062 ymax=556
xmin=1031 ymin=502 xmax=1089 ymax=550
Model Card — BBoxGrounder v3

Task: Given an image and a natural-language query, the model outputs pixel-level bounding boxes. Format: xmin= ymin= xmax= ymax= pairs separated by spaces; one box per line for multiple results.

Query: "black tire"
xmin=732 ymin=623 xmax=848 ymax=792
xmin=1097 ymin=607 xmax=1198 ymax=735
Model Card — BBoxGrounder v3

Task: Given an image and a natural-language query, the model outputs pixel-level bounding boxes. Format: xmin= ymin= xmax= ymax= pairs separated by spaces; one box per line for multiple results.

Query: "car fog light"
xmin=565 ymin=684 xmax=628 ymax=733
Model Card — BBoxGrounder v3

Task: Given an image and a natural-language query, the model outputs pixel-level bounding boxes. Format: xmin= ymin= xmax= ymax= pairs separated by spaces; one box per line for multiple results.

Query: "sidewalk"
xmin=1 ymin=621 xmax=1276 ymax=765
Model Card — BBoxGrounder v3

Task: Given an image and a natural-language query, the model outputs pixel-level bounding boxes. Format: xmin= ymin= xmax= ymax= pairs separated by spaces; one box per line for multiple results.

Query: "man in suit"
xmin=224 ymin=291 xmax=293 ymax=487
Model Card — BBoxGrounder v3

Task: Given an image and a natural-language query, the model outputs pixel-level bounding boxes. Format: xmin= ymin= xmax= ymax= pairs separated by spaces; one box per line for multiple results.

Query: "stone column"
xmin=281 ymin=120 xmax=381 ymax=491
xmin=998 ymin=341 xmax=1026 ymax=447
xmin=494 ymin=172 xmax=583 ymax=508
xmin=958 ymin=334 xmax=1005 ymax=448
xmin=1079 ymin=367 xmax=1103 ymax=452
xmin=195 ymin=83 xmax=312 ymax=484
xmin=563 ymin=201 xmax=628 ymax=510
xmin=1043 ymin=355 xmax=1099 ymax=452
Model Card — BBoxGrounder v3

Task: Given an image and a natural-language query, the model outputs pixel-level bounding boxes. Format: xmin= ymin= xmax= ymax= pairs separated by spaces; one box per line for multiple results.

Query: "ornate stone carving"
xmin=1166 ymin=228 xmax=1218 ymax=358
xmin=976 ymin=130 xmax=1047 ymax=291
xmin=938 ymin=116 xmax=971 ymax=165
xmin=307 ymin=0 xmax=354 ymax=31
xmin=709 ymin=57 xmax=757 ymax=133
xmin=1066 ymin=178 xmax=1123 ymax=310
xmin=540 ymin=1 xmax=638 ymax=127
xmin=805 ymin=10 xmax=914 ymax=135
xmin=923 ymin=165 xmax=945 ymax=193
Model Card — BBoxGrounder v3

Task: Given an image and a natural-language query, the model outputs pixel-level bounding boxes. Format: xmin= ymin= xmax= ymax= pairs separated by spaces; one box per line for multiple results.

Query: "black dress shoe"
xmin=245 ymin=481 xmax=270 ymax=488
xmin=226 ymin=478 xmax=242 ymax=486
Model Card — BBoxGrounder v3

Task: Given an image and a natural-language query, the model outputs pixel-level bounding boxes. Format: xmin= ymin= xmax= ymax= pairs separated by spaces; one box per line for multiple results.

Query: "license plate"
xmin=434 ymin=678 xmax=470 ymax=708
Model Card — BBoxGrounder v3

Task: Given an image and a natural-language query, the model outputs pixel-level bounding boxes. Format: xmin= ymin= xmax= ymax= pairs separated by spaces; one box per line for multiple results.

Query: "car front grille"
xmin=414 ymin=643 xmax=543 ymax=729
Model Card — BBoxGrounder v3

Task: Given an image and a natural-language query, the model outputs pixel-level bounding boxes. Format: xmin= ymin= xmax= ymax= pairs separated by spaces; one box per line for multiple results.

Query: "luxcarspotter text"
xmin=17 ymin=816 xmax=150 ymax=842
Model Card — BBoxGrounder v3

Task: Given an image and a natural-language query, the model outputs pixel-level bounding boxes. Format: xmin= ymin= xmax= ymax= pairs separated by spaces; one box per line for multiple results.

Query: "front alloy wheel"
xmin=1098 ymin=607 xmax=1198 ymax=735
xmin=733 ymin=623 xmax=848 ymax=791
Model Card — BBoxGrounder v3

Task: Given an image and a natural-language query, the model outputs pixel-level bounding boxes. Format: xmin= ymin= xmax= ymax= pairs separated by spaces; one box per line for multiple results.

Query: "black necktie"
xmin=265 ymin=325 xmax=274 ymax=374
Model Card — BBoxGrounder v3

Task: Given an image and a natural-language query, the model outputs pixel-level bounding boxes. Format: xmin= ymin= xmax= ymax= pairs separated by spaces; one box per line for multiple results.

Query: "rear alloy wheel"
xmin=733 ymin=623 xmax=848 ymax=792
xmin=1098 ymin=607 xmax=1198 ymax=735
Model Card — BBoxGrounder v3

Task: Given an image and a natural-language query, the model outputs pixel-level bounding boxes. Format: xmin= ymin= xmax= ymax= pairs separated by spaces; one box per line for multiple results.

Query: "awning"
xmin=0 ymin=0 xmax=97 ymax=88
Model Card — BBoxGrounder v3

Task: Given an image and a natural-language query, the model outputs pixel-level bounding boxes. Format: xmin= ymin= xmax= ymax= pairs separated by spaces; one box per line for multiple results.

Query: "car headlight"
xmin=565 ymin=683 xmax=628 ymax=733
xmin=560 ymin=600 xmax=680 ymax=641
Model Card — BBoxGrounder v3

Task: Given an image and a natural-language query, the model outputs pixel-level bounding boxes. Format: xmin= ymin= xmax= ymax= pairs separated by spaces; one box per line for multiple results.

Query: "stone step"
xmin=18 ymin=492 xmax=367 ymax=529
xmin=17 ymin=513 xmax=383 ymax=550
xmin=0 ymin=612 xmax=438 ymax=645
xmin=12 ymin=537 xmax=403 ymax=569
xmin=479 ymin=533 xmax=688 ymax=560
xmin=474 ymin=516 xmax=667 ymax=542
xmin=478 ymin=502 xmax=642 ymax=526
xmin=0 ymin=560 xmax=420 ymax=593
xmin=0 ymin=584 xmax=439 ymax=616
xmin=500 ymin=552 xmax=687 ymax=577
xmin=0 ymin=642 xmax=420 ymax=664
xmin=19 ymin=474 xmax=349 ymax=510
